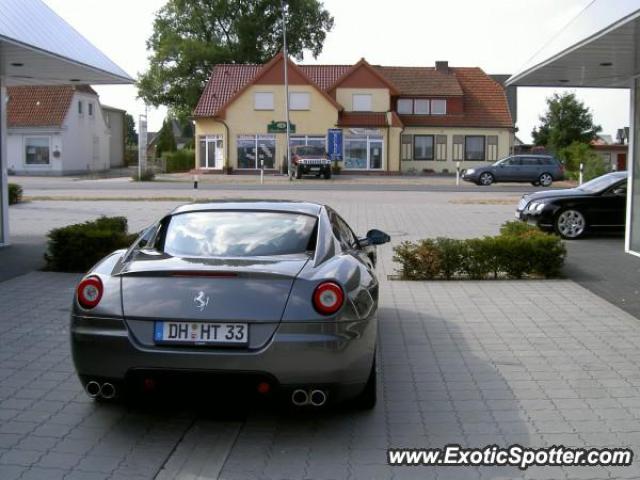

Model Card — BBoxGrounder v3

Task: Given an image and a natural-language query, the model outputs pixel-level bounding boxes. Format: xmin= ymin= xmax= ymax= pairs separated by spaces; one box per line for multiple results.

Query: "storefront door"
xmin=369 ymin=139 xmax=383 ymax=169
xmin=199 ymin=136 xmax=223 ymax=169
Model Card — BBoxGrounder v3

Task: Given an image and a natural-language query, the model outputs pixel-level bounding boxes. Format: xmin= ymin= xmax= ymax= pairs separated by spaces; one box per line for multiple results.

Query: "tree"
xmin=138 ymin=0 xmax=334 ymax=119
xmin=558 ymin=141 xmax=608 ymax=181
xmin=156 ymin=118 xmax=177 ymax=158
xmin=532 ymin=92 xmax=602 ymax=152
xmin=125 ymin=114 xmax=138 ymax=146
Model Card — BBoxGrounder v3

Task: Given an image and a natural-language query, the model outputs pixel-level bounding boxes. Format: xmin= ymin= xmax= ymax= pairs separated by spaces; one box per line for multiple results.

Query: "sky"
xmin=42 ymin=0 xmax=631 ymax=142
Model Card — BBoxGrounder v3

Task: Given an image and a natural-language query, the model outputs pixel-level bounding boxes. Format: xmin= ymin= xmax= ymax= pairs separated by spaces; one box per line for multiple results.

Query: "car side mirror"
xmin=365 ymin=229 xmax=390 ymax=246
xmin=613 ymin=188 xmax=626 ymax=197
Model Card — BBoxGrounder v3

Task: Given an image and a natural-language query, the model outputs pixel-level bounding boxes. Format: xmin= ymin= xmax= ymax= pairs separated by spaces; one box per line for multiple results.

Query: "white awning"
xmin=0 ymin=0 xmax=133 ymax=86
xmin=507 ymin=0 xmax=640 ymax=88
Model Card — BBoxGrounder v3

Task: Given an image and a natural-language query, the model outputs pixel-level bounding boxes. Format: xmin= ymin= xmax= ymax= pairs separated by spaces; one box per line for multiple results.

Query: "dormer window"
xmin=397 ymin=99 xmax=413 ymax=114
xmin=414 ymin=99 xmax=430 ymax=115
xmin=396 ymin=98 xmax=447 ymax=115
xmin=352 ymin=94 xmax=372 ymax=111
xmin=431 ymin=99 xmax=447 ymax=115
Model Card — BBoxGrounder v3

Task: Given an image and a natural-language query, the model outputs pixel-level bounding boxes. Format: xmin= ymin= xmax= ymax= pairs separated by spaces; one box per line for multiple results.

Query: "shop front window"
xmin=237 ymin=134 xmax=276 ymax=169
xmin=25 ymin=137 xmax=50 ymax=165
xmin=344 ymin=131 xmax=383 ymax=170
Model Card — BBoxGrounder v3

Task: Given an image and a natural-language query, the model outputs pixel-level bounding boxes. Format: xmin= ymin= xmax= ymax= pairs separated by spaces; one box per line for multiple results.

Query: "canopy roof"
xmin=508 ymin=0 xmax=640 ymax=88
xmin=0 ymin=0 xmax=133 ymax=86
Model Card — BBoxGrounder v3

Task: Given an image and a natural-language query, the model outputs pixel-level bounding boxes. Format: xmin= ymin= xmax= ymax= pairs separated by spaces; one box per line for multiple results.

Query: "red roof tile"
xmin=194 ymin=58 xmax=513 ymax=129
xmin=398 ymin=68 xmax=512 ymax=128
xmin=338 ymin=112 xmax=388 ymax=127
xmin=7 ymin=85 xmax=97 ymax=128
xmin=376 ymin=66 xmax=463 ymax=96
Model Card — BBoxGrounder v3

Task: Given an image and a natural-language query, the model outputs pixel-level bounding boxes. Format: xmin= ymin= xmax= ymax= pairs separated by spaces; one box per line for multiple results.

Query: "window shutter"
xmin=452 ymin=135 xmax=464 ymax=161
xmin=436 ymin=135 xmax=447 ymax=161
xmin=401 ymin=134 xmax=413 ymax=160
xmin=487 ymin=135 xmax=498 ymax=161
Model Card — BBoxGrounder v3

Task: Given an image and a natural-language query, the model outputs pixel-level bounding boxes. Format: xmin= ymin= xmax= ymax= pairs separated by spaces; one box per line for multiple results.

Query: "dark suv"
xmin=462 ymin=155 xmax=565 ymax=186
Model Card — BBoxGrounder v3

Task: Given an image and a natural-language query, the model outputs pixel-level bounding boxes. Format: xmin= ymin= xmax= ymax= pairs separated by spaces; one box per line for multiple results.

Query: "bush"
xmin=460 ymin=237 xmax=497 ymax=279
xmin=9 ymin=183 xmax=23 ymax=205
xmin=132 ymin=169 xmax=155 ymax=181
xmin=44 ymin=216 xmax=137 ymax=272
xmin=164 ymin=149 xmax=195 ymax=173
xmin=392 ymin=240 xmax=442 ymax=280
xmin=393 ymin=222 xmax=566 ymax=280
xmin=499 ymin=220 xmax=539 ymax=237
xmin=434 ymin=238 xmax=464 ymax=279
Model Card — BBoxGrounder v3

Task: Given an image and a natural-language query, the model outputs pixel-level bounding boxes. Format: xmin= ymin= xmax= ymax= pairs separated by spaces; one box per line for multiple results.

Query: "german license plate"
xmin=154 ymin=322 xmax=248 ymax=345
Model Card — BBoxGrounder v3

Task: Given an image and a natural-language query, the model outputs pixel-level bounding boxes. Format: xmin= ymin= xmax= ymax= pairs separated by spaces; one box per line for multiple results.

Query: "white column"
xmin=0 ymin=76 xmax=9 ymax=246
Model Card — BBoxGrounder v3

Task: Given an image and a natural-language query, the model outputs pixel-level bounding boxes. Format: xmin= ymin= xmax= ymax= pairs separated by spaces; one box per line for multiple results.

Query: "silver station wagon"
xmin=71 ymin=201 xmax=390 ymax=409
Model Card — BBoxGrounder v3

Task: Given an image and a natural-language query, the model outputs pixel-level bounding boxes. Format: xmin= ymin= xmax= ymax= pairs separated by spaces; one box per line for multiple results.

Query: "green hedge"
xmin=393 ymin=221 xmax=566 ymax=280
xmin=9 ymin=183 xmax=23 ymax=205
xmin=164 ymin=149 xmax=195 ymax=173
xmin=44 ymin=216 xmax=137 ymax=272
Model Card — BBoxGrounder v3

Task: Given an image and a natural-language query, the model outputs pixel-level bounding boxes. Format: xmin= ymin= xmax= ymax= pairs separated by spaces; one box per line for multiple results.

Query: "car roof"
xmin=604 ymin=171 xmax=628 ymax=179
xmin=513 ymin=154 xmax=554 ymax=158
xmin=171 ymin=200 xmax=323 ymax=216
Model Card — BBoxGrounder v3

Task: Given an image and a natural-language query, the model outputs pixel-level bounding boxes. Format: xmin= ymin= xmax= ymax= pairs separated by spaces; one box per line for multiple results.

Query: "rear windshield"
xmin=578 ymin=174 xmax=625 ymax=193
xmin=163 ymin=211 xmax=317 ymax=257
xmin=293 ymin=146 xmax=325 ymax=156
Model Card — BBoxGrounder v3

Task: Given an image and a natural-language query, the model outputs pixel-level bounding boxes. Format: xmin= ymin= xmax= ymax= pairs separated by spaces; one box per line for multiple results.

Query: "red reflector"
xmin=257 ymin=382 xmax=271 ymax=394
xmin=313 ymin=282 xmax=344 ymax=315
xmin=76 ymin=276 xmax=103 ymax=309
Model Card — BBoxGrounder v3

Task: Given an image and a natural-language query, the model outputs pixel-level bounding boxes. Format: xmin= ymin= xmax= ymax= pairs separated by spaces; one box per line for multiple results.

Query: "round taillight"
xmin=77 ymin=276 xmax=103 ymax=309
xmin=313 ymin=282 xmax=344 ymax=315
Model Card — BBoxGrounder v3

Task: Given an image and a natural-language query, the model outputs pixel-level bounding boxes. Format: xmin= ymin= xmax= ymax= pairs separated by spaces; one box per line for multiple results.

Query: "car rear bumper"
xmin=71 ymin=315 xmax=376 ymax=391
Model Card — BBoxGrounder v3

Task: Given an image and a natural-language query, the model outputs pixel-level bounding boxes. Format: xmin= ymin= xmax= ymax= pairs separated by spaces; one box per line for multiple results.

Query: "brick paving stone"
xmin=4 ymin=195 xmax=640 ymax=479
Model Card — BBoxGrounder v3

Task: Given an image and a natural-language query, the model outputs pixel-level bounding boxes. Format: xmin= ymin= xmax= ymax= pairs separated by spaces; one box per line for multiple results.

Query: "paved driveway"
xmin=2 ymin=191 xmax=640 ymax=479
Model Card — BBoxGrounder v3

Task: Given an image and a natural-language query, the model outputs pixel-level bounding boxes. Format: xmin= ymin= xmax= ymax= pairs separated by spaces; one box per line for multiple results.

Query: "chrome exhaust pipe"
xmin=310 ymin=389 xmax=327 ymax=407
xmin=291 ymin=389 xmax=309 ymax=406
xmin=85 ymin=381 xmax=101 ymax=398
xmin=100 ymin=382 xmax=116 ymax=399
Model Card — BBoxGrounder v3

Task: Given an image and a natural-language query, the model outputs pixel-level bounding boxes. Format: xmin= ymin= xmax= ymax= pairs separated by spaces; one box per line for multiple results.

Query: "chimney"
xmin=435 ymin=61 xmax=449 ymax=74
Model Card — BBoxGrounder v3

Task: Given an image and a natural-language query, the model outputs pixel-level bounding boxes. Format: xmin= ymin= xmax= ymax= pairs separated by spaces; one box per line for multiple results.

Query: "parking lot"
xmin=2 ymin=186 xmax=640 ymax=479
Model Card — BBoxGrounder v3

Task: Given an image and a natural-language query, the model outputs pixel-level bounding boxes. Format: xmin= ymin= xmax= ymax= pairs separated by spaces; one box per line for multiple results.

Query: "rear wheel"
xmin=479 ymin=172 xmax=494 ymax=186
xmin=555 ymin=209 xmax=586 ymax=239
xmin=323 ymin=168 xmax=332 ymax=180
xmin=353 ymin=356 xmax=377 ymax=410
xmin=539 ymin=172 xmax=553 ymax=187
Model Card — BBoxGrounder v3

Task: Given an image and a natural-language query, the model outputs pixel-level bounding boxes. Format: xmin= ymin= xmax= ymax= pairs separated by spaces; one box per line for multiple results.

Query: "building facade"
xmin=102 ymin=105 xmax=126 ymax=168
xmin=6 ymin=85 xmax=111 ymax=175
xmin=193 ymin=54 xmax=514 ymax=174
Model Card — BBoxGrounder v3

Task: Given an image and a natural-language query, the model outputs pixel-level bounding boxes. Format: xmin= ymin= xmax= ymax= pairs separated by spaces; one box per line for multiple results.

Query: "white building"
xmin=6 ymin=85 xmax=111 ymax=175
xmin=0 ymin=0 xmax=132 ymax=246
xmin=507 ymin=0 xmax=640 ymax=257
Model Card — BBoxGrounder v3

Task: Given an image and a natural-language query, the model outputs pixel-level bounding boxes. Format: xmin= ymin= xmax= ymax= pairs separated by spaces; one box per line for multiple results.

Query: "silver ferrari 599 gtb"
xmin=71 ymin=201 xmax=389 ymax=409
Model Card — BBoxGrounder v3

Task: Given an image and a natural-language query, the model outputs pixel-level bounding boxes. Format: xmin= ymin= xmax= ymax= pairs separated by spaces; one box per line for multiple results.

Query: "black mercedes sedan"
xmin=516 ymin=171 xmax=627 ymax=239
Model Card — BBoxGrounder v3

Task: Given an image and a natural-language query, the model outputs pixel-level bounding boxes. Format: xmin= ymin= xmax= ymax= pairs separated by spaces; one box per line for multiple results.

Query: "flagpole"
xmin=281 ymin=0 xmax=292 ymax=179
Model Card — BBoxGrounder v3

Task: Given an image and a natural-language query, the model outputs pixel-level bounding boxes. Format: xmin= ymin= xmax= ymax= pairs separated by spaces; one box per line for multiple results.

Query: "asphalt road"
xmin=12 ymin=175 xmax=565 ymax=194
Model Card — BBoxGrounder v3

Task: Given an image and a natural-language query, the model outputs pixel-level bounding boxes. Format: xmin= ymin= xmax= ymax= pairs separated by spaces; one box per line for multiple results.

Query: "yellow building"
xmin=193 ymin=53 xmax=514 ymax=174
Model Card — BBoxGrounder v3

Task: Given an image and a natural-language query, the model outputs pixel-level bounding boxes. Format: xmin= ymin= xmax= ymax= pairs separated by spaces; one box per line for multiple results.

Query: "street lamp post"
xmin=281 ymin=0 xmax=292 ymax=180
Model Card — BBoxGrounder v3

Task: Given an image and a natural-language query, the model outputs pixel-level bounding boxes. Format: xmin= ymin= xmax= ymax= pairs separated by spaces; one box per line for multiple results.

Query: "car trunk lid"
xmin=119 ymin=252 xmax=309 ymax=323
